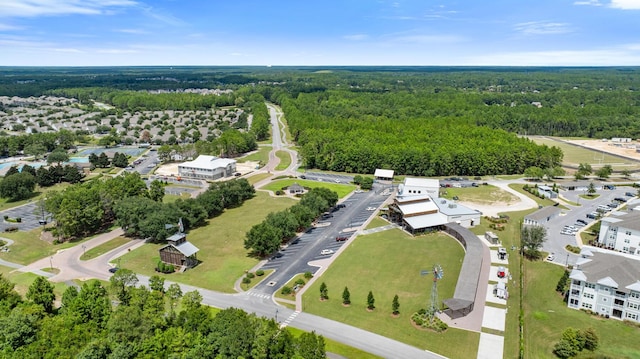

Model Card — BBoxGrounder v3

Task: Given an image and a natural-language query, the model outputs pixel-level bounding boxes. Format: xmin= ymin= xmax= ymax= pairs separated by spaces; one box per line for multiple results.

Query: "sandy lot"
xmin=566 ymin=139 xmax=640 ymax=161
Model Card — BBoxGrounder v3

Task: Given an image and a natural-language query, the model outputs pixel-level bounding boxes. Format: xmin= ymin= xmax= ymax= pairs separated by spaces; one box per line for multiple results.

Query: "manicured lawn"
xmin=239 ymin=146 xmax=271 ymax=166
xmin=440 ymin=184 xmax=519 ymax=204
xmin=0 ymin=228 xmax=86 ymax=265
xmin=508 ymin=184 xmax=557 ymax=207
xmin=274 ymin=272 xmax=309 ymax=301
xmin=80 ymin=236 xmax=131 ymax=260
xmin=247 ymin=173 xmax=271 ymax=185
xmin=117 ymin=192 xmax=296 ymax=292
xmin=275 ymin=150 xmax=292 ymax=171
xmin=262 ymin=179 xmax=356 ymax=198
xmin=302 ymin=229 xmax=479 ymax=358
xmin=523 ymin=260 xmax=640 ymax=359
xmin=287 ymin=327 xmax=382 ymax=359
xmin=364 ymin=216 xmax=389 ymax=230
xmin=163 ymin=193 xmax=192 ymax=203
xmin=531 ymin=137 xmax=640 ymax=170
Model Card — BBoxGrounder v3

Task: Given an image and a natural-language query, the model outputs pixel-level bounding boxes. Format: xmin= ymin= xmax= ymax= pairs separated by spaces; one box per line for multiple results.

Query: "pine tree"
xmin=342 ymin=287 xmax=351 ymax=305
xmin=367 ymin=291 xmax=375 ymax=310
xmin=392 ymin=294 xmax=400 ymax=315
xmin=319 ymin=282 xmax=328 ymax=300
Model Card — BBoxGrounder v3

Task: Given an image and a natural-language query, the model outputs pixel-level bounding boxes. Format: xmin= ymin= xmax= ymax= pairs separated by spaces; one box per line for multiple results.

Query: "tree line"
xmin=0 ymin=164 xmax=84 ymax=201
xmin=44 ymin=172 xmax=254 ymax=241
xmin=245 ymin=187 xmax=338 ymax=257
xmin=0 ymin=272 xmax=326 ymax=358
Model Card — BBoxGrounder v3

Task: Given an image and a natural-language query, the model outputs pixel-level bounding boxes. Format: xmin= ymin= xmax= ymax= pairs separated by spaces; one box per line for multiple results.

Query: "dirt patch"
xmin=40 ymin=230 xmax=56 ymax=244
xmin=567 ymin=139 xmax=640 ymax=161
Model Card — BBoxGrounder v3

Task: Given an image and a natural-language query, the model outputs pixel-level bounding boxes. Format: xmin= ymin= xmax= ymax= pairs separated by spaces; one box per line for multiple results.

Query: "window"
xmin=624 ymin=238 xmax=630 ymax=244
xmin=630 ymin=292 xmax=640 ymax=299
xmin=626 ymin=231 xmax=632 ymax=236
xmin=626 ymin=313 xmax=638 ymax=320
xmin=628 ymin=302 xmax=640 ymax=310
xmin=585 ymin=283 xmax=596 ymax=289
xmin=570 ymin=298 xmax=579 ymax=306
xmin=603 ymin=297 xmax=608 ymax=302
xmin=584 ymin=293 xmax=594 ymax=299
xmin=623 ymin=247 xmax=629 ymax=252
xmin=582 ymin=303 xmax=593 ymax=309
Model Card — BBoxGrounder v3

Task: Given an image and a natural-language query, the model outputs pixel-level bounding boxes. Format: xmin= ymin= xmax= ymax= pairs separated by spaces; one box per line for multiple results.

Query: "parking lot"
xmin=0 ymin=202 xmax=49 ymax=232
xmin=254 ymin=185 xmax=390 ymax=295
xmin=541 ymin=186 xmax=633 ymax=266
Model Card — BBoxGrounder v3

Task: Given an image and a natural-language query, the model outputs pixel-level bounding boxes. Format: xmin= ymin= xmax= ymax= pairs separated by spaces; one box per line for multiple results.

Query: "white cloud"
xmin=0 ymin=23 xmax=22 ymax=30
xmin=514 ymin=21 xmax=572 ymax=35
xmin=0 ymin=0 xmax=137 ymax=18
xmin=609 ymin=0 xmax=640 ymax=9
xmin=96 ymin=48 xmax=138 ymax=54
xmin=115 ymin=28 xmax=149 ymax=35
xmin=390 ymin=34 xmax=465 ymax=44
xmin=466 ymin=48 xmax=640 ymax=66
xmin=343 ymin=34 xmax=369 ymax=41
xmin=574 ymin=0 xmax=602 ymax=6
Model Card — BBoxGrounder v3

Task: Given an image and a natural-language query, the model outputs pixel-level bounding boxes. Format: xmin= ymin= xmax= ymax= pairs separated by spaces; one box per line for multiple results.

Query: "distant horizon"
xmin=1 ymin=65 xmax=640 ymax=69
xmin=1 ymin=0 xmax=640 ymax=66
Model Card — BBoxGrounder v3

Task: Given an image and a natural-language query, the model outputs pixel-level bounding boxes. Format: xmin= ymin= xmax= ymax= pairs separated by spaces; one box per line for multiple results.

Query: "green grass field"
xmin=239 ymin=146 xmax=271 ymax=166
xmin=117 ymin=192 xmax=296 ymax=292
xmin=302 ymin=229 xmax=479 ymax=358
xmin=80 ymin=236 xmax=130 ymax=260
xmin=530 ymin=137 xmax=640 ymax=171
xmin=0 ymin=228 xmax=93 ymax=265
xmin=523 ymin=260 xmax=640 ymax=359
xmin=275 ymin=150 xmax=292 ymax=171
xmin=364 ymin=216 xmax=389 ymax=230
xmin=262 ymin=179 xmax=356 ymax=198
xmin=440 ymin=184 xmax=519 ymax=204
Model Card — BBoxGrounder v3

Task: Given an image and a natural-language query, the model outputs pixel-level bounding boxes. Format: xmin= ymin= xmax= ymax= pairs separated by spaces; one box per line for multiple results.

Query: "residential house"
xmin=598 ymin=211 xmax=640 ymax=255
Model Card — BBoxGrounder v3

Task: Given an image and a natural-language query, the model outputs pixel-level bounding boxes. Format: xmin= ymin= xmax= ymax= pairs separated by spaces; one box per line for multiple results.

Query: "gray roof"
xmin=443 ymin=223 xmax=484 ymax=312
xmin=524 ymin=206 xmax=561 ymax=222
xmin=434 ymin=197 xmax=482 ymax=216
xmin=174 ymin=241 xmax=200 ymax=257
xmin=574 ymin=250 xmax=640 ymax=293
xmin=610 ymin=211 xmax=640 ymax=231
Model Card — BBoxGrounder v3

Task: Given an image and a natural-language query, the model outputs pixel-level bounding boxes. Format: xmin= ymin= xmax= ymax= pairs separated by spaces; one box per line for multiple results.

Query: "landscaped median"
xmin=301 ymin=228 xmax=479 ymax=359
xmin=261 ymin=178 xmax=356 ymax=198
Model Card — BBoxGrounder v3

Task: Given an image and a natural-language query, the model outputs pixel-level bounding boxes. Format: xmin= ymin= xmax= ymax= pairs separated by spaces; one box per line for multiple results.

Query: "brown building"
xmin=158 ymin=232 xmax=200 ymax=268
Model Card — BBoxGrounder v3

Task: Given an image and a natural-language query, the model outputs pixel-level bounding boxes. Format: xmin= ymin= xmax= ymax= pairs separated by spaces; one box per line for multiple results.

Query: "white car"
xmin=366 ymin=207 xmax=377 ymax=211
xmin=547 ymin=254 xmax=555 ymax=262
xmin=334 ymin=179 xmax=341 ymax=183
xmin=320 ymin=249 xmax=334 ymax=255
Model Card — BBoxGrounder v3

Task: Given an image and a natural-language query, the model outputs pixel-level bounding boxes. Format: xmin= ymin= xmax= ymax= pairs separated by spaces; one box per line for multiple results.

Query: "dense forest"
xmin=0 ymin=273 xmax=326 ymax=358
xmin=3 ymin=66 xmax=640 ymax=175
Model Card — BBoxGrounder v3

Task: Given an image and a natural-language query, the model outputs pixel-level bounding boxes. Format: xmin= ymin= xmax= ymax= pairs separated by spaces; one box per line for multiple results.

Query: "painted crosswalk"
xmin=279 ymin=310 xmax=300 ymax=328
xmin=246 ymin=291 xmax=271 ymax=300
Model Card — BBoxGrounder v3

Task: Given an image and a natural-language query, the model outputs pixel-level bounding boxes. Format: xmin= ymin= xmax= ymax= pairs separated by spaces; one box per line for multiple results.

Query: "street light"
xmin=275 ymin=309 xmax=279 ymax=322
xmin=49 ymin=256 xmax=53 ymax=269
xmin=82 ymin=245 xmax=86 ymax=256
xmin=566 ymin=253 xmax=570 ymax=268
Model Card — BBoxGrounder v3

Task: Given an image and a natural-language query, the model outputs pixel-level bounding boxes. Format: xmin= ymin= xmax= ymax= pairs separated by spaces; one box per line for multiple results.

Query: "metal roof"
xmin=374 ymin=169 xmax=394 ymax=178
xmin=179 ymin=155 xmax=236 ymax=170
xmin=524 ymin=206 xmax=561 ymax=222
xmin=403 ymin=213 xmax=449 ymax=230
xmin=174 ymin=241 xmax=200 ymax=257
xmin=443 ymin=223 xmax=484 ymax=313
xmin=433 ymin=197 xmax=482 ymax=216
xmin=397 ymin=200 xmax=439 ymax=216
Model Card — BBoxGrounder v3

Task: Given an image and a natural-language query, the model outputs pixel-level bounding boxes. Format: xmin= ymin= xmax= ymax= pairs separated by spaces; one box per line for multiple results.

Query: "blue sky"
xmin=1 ymin=0 xmax=639 ymax=66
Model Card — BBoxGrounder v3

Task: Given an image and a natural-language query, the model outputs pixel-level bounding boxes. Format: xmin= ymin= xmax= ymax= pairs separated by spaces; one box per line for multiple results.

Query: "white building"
xmin=598 ymin=211 xmax=640 ymax=256
xmin=389 ymin=178 xmax=481 ymax=232
xmin=568 ymin=246 xmax=640 ymax=323
xmin=178 ymin=155 xmax=236 ymax=180
xmin=397 ymin=177 xmax=439 ymax=197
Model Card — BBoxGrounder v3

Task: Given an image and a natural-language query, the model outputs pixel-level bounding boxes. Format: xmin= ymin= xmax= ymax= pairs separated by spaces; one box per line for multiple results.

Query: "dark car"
xmin=234 ymin=172 xmax=241 ymax=177
xmin=108 ymin=267 xmax=119 ymax=273
xmin=38 ymin=220 xmax=47 ymax=225
xmin=625 ymin=192 xmax=635 ymax=197
xmin=336 ymin=236 xmax=349 ymax=242
xmin=270 ymin=252 xmax=284 ymax=260
xmin=614 ymin=197 xmax=627 ymax=202
xmin=299 ymin=175 xmax=306 ymax=179
xmin=576 ymin=219 xmax=588 ymax=225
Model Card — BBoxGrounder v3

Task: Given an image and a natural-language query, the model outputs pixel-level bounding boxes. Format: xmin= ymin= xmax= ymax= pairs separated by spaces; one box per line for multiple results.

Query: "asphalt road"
xmin=541 ymin=187 xmax=631 ymax=265
xmin=0 ymin=202 xmax=48 ymax=232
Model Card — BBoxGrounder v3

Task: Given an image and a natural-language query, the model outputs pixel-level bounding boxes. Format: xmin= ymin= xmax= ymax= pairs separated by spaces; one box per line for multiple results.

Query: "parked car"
xmin=586 ymin=212 xmax=599 ymax=219
xmin=576 ymin=219 xmax=588 ymax=225
xmin=299 ymin=175 xmax=306 ymax=179
xmin=625 ymin=192 xmax=635 ymax=197
xmin=366 ymin=207 xmax=377 ymax=211
xmin=108 ymin=267 xmax=119 ymax=273
xmin=336 ymin=236 xmax=348 ymax=242
xmin=546 ymin=253 xmax=555 ymax=262
xmin=614 ymin=197 xmax=627 ymax=203
xmin=320 ymin=249 xmax=334 ymax=255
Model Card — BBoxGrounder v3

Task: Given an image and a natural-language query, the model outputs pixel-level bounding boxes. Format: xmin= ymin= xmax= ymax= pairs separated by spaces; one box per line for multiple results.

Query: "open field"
xmin=440 ymin=184 xmax=519 ymax=205
xmin=508 ymin=184 xmax=558 ymax=207
xmin=261 ymin=179 xmax=356 ymax=198
xmin=117 ymin=192 xmax=296 ymax=292
xmin=530 ymin=136 xmax=640 ymax=171
xmin=523 ymin=260 xmax=640 ymax=359
xmin=239 ymin=146 xmax=271 ymax=166
xmin=302 ymin=229 xmax=479 ymax=358
xmin=80 ymin=236 xmax=130 ymax=260
xmin=275 ymin=150 xmax=292 ymax=171
xmin=0 ymin=228 xmax=92 ymax=265
xmin=364 ymin=216 xmax=389 ymax=230
xmin=247 ymin=172 xmax=271 ymax=185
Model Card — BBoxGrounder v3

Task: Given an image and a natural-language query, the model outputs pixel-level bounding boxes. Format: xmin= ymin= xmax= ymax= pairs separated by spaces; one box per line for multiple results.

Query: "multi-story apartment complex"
xmin=568 ymin=246 xmax=640 ymax=323
xmin=598 ymin=211 xmax=640 ymax=256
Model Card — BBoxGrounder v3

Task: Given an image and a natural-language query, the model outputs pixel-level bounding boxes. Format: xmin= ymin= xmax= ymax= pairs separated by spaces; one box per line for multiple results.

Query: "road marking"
xmin=246 ymin=291 xmax=272 ymax=300
xmin=279 ymin=310 xmax=300 ymax=328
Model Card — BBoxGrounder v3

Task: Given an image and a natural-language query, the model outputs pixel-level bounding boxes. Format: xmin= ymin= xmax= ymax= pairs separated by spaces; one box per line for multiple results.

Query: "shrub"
xmin=275 ymin=190 xmax=283 ymax=196
xmin=3 ymin=215 xmax=7 ymax=220
xmin=242 ymin=277 xmax=251 ymax=285
xmin=246 ymin=272 xmax=255 ymax=279
xmin=256 ymin=269 xmax=264 ymax=276
xmin=565 ymin=245 xmax=580 ymax=254
xmin=156 ymin=261 xmax=175 ymax=274
xmin=304 ymin=271 xmax=313 ymax=279
xmin=4 ymin=227 xmax=18 ymax=232
xmin=281 ymin=286 xmax=292 ymax=295
xmin=295 ymin=278 xmax=305 ymax=286
xmin=16 ymin=217 xmax=21 ymax=223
